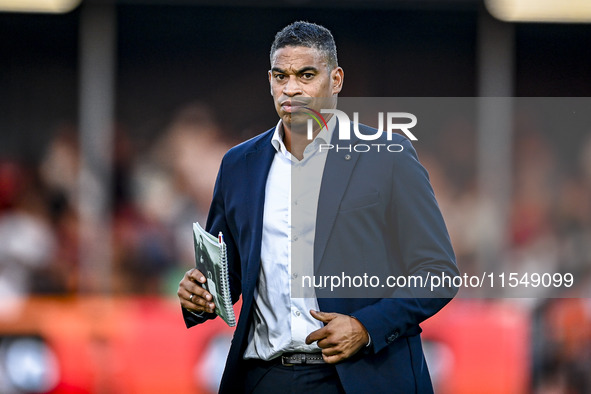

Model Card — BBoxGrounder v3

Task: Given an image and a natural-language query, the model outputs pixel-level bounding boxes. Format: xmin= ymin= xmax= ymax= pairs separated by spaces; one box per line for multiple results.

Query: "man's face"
xmin=269 ymin=45 xmax=343 ymax=129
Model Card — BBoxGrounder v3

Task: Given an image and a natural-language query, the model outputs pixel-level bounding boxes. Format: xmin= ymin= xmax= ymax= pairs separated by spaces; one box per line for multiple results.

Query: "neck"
xmin=283 ymin=122 xmax=321 ymax=160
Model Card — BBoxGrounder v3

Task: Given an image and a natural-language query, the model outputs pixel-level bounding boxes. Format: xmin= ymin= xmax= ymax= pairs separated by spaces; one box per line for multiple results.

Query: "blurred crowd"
xmin=0 ymin=102 xmax=232 ymax=298
xmin=423 ymin=112 xmax=591 ymax=394
xmin=1 ymin=101 xmax=590 ymax=392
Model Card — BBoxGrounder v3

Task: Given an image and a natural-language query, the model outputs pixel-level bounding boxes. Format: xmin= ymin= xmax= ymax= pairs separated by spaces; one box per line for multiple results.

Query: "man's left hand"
xmin=305 ymin=310 xmax=370 ymax=364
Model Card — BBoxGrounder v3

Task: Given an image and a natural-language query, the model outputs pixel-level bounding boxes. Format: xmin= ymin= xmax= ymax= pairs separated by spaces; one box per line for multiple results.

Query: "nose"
xmin=283 ymin=75 xmax=302 ymax=96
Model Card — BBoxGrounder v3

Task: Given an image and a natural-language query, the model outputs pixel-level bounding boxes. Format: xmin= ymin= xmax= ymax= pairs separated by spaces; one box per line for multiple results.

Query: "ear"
xmin=331 ymin=67 xmax=344 ymax=94
xmin=268 ymin=70 xmax=273 ymax=96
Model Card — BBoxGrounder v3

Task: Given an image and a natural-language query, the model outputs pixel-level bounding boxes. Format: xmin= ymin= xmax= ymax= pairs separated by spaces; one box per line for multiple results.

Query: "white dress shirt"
xmin=243 ymin=116 xmax=335 ymax=360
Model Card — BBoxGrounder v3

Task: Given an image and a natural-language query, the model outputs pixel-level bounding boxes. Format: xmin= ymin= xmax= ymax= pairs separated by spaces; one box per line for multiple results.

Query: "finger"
xmin=305 ymin=326 xmax=329 ymax=345
xmin=191 ymin=293 xmax=216 ymax=311
xmin=187 ymin=268 xmax=206 ymax=284
xmin=180 ymin=277 xmax=213 ymax=302
xmin=310 ymin=309 xmax=339 ymax=323
xmin=322 ymin=353 xmax=344 ymax=364
xmin=183 ymin=297 xmax=215 ymax=314
xmin=320 ymin=345 xmax=341 ymax=357
xmin=178 ymin=287 xmax=215 ymax=313
xmin=316 ymin=337 xmax=338 ymax=350
xmin=181 ymin=293 xmax=215 ymax=313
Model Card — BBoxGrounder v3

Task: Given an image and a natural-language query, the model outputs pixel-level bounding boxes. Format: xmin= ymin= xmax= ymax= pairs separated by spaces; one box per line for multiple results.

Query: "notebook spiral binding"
xmin=218 ymin=239 xmax=236 ymax=327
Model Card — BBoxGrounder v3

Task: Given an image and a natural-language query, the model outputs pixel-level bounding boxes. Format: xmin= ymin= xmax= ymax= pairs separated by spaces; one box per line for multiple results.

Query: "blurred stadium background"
xmin=1 ymin=0 xmax=591 ymax=393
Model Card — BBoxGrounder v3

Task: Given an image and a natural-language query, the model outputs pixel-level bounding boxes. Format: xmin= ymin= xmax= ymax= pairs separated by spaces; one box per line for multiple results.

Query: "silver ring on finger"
xmin=189 ymin=294 xmax=194 ymax=302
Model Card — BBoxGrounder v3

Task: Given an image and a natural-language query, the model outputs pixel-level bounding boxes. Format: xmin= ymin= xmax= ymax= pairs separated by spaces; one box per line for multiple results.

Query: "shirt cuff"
xmin=187 ymin=308 xmax=205 ymax=318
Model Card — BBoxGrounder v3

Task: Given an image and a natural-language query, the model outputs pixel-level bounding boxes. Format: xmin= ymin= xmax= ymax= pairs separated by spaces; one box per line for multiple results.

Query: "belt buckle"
xmin=281 ymin=353 xmax=304 ymax=366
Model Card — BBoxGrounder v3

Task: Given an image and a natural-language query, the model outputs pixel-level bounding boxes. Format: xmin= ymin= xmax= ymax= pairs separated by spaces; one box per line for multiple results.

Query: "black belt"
xmin=279 ymin=352 xmax=326 ymax=366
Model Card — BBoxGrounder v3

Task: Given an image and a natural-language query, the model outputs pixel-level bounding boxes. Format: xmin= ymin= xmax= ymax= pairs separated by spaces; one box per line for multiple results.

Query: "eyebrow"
xmin=271 ymin=66 xmax=319 ymax=75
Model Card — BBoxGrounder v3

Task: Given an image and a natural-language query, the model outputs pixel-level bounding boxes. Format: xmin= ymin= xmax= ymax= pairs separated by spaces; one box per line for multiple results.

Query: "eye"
xmin=302 ymin=73 xmax=315 ymax=80
xmin=274 ymin=73 xmax=286 ymax=81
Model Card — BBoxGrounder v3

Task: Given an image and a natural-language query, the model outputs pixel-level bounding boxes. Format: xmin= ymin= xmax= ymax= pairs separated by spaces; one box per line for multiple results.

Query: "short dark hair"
xmin=270 ymin=21 xmax=338 ymax=68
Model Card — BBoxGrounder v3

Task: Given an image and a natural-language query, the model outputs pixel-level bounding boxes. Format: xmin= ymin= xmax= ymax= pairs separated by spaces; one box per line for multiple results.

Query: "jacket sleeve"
xmin=182 ymin=156 xmax=242 ymax=329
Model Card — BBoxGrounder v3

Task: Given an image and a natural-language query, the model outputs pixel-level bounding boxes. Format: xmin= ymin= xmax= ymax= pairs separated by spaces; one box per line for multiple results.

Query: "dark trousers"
xmin=243 ymin=359 xmax=346 ymax=394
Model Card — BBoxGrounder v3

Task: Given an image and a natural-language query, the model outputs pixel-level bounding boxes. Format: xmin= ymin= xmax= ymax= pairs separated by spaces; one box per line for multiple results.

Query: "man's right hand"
xmin=178 ymin=268 xmax=216 ymax=314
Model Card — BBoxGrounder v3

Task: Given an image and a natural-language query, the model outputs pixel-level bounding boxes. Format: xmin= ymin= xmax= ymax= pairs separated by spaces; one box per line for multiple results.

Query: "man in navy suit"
xmin=178 ymin=21 xmax=459 ymax=393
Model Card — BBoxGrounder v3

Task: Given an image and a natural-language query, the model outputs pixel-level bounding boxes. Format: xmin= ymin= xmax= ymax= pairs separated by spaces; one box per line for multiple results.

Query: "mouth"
xmin=280 ymin=99 xmax=309 ymax=113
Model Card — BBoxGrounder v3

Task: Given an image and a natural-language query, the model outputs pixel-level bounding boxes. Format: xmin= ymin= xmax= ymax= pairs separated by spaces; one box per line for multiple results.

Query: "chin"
xmin=280 ymin=114 xmax=292 ymax=124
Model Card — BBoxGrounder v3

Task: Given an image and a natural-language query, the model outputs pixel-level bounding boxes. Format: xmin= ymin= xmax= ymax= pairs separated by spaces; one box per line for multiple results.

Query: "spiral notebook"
xmin=192 ymin=222 xmax=236 ymax=327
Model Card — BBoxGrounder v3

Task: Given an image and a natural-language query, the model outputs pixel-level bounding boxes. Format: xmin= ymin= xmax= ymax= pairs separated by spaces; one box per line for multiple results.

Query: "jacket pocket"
xmin=339 ymin=191 xmax=380 ymax=212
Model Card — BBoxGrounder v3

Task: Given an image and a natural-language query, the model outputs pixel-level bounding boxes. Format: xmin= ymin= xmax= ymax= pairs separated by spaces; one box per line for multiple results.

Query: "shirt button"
xmin=293 ymin=236 xmax=299 ymax=242
xmin=292 ymin=273 xmax=298 ymax=279
xmin=294 ymin=310 xmax=301 ymax=317
xmin=293 ymin=200 xmax=298 ymax=206
xmin=344 ymin=154 xmax=351 ymax=160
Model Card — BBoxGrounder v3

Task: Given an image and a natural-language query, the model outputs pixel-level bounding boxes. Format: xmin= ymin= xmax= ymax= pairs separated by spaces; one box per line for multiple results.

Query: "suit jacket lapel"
xmin=314 ymin=123 xmax=360 ymax=270
xmin=243 ymin=129 xmax=276 ymax=297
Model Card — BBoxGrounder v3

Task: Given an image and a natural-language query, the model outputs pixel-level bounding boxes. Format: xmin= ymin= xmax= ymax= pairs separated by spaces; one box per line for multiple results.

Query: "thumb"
xmin=310 ymin=309 xmax=338 ymax=323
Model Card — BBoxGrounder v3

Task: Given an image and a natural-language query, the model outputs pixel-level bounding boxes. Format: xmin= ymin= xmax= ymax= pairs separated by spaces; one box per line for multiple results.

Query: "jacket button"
xmin=386 ymin=331 xmax=400 ymax=343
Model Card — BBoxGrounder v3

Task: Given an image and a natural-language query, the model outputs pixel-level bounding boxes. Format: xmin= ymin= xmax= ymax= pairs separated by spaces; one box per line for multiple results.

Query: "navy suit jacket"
xmin=183 ymin=123 xmax=459 ymax=393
